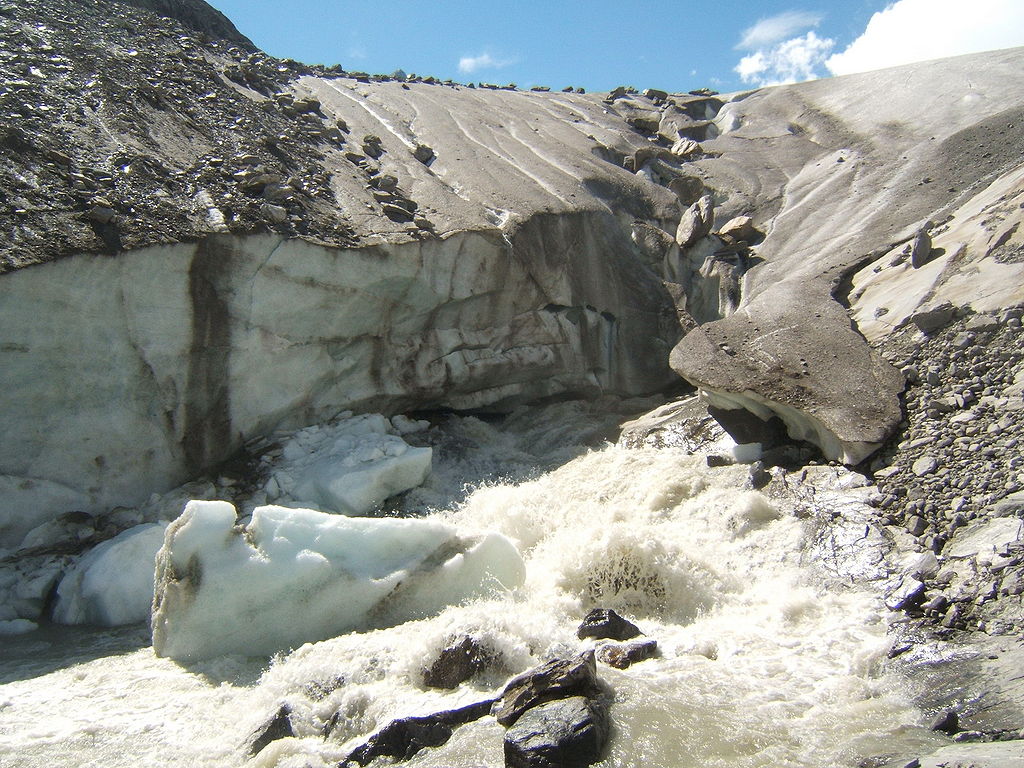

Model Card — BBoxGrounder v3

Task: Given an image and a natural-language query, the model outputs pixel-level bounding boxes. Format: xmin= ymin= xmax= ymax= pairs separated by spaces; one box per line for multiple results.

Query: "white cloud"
xmin=735 ymin=31 xmax=835 ymax=87
xmin=457 ymin=52 xmax=514 ymax=75
xmin=828 ymin=0 xmax=1024 ymax=76
xmin=737 ymin=11 xmax=823 ymax=49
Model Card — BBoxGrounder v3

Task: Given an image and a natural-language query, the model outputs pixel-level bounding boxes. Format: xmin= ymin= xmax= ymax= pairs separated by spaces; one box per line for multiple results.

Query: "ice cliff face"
xmin=0 ymin=221 xmax=678 ymax=547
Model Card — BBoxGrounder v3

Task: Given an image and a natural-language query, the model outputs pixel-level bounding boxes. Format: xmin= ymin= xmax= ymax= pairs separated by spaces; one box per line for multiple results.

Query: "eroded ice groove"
xmin=0 ymin=427 xmax=939 ymax=768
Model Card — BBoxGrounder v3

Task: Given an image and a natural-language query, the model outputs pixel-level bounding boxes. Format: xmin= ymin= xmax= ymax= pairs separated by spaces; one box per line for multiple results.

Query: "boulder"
xmin=716 ymin=215 xmax=760 ymax=244
xmin=670 ymin=137 xmax=701 ymax=159
xmin=576 ymin=608 xmax=641 ymax=641
xmin=423 ymin=635 xmax=494 ymax=689
xmin=246 ymin=704 xmax=294 ymax=756
xmin=412 ymin=143 xmax=434 ymax=164
xmin=503 ymin=696 xmax=610 ymax=768
xmin=595 ymin=639 xmax=658 ymax=669
xmin=675 ymin=195 xmax=714 ymax=247
xmin=492 ymin=652 xmax=601 ymax=727
xmin=910 ymin=303 xmax=958 ymax=334
xmin=260 ymin=202 xmax=287 ymax=224
xmin=341 ymin=699 xmax=493 ymax=766
xmin=910 ymin=228 xmax=934 ymax=268
xmin=617 ymin=396 xmax=725 ymax=452
xmin=671 ymin=298 xmax=905 ymax=465
xmin=992 ymin=491 xmax=1024 ymax=517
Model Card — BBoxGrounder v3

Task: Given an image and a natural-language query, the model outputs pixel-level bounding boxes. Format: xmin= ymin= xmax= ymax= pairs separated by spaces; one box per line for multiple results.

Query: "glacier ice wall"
xmin=0 ymin=215 xmax=677 ymax=548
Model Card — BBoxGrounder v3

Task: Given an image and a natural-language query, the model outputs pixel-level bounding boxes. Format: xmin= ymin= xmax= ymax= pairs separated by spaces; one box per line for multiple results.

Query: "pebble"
xmin=912 ymin=456 xmax=939 ymax=476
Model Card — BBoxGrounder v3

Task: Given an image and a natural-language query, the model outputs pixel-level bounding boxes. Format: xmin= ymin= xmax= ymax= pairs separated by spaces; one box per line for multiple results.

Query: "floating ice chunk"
xmin=276 ymin=413 xmax=433 ymax=515
xmin=52 ymin=523 xmax=168 ymax=626
xmin=151 ymin=501 xmax=524 ymax=661
xmin=391 ymin=414 xmax=430 ymax=435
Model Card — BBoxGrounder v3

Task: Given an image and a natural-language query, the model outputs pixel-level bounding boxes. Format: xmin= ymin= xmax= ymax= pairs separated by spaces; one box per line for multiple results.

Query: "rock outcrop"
xmin=668 ymin=48 xmax=1024 ymax=463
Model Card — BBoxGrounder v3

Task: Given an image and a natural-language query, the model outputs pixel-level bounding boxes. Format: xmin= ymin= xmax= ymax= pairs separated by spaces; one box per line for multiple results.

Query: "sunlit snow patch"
xmin=151 ymin=501 xmax=524 ymax=661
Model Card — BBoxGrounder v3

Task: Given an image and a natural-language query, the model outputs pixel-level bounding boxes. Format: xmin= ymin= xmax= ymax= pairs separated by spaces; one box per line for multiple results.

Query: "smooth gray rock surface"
xmin=503 ymin=695 xmax=610 ymax=768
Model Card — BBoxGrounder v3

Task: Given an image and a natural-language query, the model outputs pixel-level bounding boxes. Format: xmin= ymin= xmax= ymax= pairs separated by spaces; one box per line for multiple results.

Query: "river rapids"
xmin=0 ymin=402 xmax=947 ymax=768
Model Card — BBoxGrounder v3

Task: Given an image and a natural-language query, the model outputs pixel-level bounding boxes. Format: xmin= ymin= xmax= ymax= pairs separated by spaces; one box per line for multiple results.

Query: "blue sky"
xmin=207 ymin=0 xmax=1024 ymax=93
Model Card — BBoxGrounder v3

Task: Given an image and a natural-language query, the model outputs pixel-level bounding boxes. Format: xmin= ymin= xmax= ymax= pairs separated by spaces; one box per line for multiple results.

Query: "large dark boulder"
xmin=493 ymin=652 xmax=601 ymax=727
xmin=503 ymin=696 xmax=610 ymax=768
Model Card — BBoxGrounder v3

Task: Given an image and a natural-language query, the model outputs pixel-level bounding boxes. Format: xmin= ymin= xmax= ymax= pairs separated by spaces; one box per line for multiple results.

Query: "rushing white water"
xmin=0 ymin=404 xmax=947 ymax=768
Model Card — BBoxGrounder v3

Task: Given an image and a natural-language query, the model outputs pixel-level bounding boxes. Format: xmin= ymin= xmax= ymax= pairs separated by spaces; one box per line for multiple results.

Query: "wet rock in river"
xmin=576 ymin=608 xmax=642 ymax=642
xmin=595 ymin=639 xmax=658 ymax=669
xmin=339 ymin=699 xmax=494 ymax=765
xmin=503 ymin=695 xmax=610 ymax=768
xmin=423 ymin=635 xmax=495 ymax=689
xmin=493 ymin=652 xmax=601 ymax=727
xmin=245 ymin=703 xmax=294 ymax=756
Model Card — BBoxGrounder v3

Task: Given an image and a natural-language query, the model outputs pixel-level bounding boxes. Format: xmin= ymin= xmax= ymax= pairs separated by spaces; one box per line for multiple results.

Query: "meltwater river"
xmin=0 ymin=403 xmax=947 ymax=768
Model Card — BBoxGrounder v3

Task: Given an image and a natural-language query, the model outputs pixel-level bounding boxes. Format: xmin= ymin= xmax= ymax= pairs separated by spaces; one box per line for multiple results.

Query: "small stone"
xmin=86 ymin=204 xmax=116 ymax=224
xmin=373 ymin=174 xmax=398 ymax=191
xmin=675 ymin=194 xmax=714 ymax=247
xmin=261 ymin=202 xmax=288 ymax=224
xmin=413 ymin=143 xmax=434 ymax=164
xmin=929 ymin=709 xmax=959 ymax=734
xmin=886 ymin=577 xmax=926 ymax=611
xmin=912 ymin=456 xmax=939 ymax=476
xmin=423 ymin=636 xmax=493 ymax=689
xmin=595 ymin=639 xmax=657 ymax=669
xmin=577 ymin=608 xmax=642 ymax=642
xmin=246 ymin=704 xmax=294 ymax=756
xmin=906 ymin=515 xmax=928 ymax=537
xmin=706 ymin=454 xmax=733 ymax=468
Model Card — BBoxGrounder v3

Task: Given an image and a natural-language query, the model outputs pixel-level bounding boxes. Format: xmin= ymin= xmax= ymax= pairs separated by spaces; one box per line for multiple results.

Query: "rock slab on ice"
xmin=151 ymin=501 xmax=525 ymax=660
